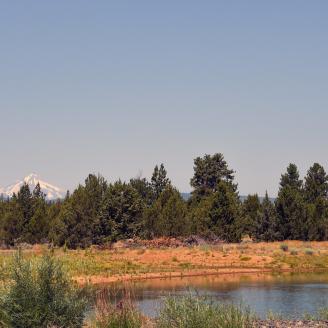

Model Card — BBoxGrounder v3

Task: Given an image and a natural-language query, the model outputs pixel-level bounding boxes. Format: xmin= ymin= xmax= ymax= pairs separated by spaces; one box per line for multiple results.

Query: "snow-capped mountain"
xmin=0 ymin=173 xmax=65 ymax=200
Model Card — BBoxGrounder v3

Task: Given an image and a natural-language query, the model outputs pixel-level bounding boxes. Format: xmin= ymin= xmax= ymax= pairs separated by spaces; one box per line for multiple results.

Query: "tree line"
xmin=1 ymin=153 xmax=328 ymax=248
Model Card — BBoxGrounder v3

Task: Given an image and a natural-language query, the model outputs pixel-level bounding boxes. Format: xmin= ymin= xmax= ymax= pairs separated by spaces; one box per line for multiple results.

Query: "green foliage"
xmin=157 ymin=295 xmax=254 ymax=328
xmin=190 ymin=153 xmax=236 ymax=200
xmin=129 ymin=177 xmax=154 ymax=207
xmin=50 ymin=174 xmax=108 ymax=248
xmin=91 ymin=297 xmax=143 ymax=328
xmin=304 ymin=163 xmax=328 ymax=203
xmin=0 ymin=183 xmax=49 ymax=246
xmin=144 ymin=187 xmax=188 ymax=238
xmin=208 ymin=181 xmax=242 ymax=242
xmin=151 ymin=164 xmax=171 ymax=199
xmin=241 ymin=194 xmax=261 ymax=238
xmin=254 ymin=192 xmax=279 ymax=242
xmin=280 ymin=163 xmax=303 ymax=190
xmin=99 ymin=181 xmax=144 ymax=243
xmin=188 ymin=197 xmax=213 ymax=236
xmin=0 ymin=252 xmax=88 ymax=328
xmin=2 ymin=154 xmax=328 ymax=248
xmin=276 ymin=164 xmax=308 ymax=240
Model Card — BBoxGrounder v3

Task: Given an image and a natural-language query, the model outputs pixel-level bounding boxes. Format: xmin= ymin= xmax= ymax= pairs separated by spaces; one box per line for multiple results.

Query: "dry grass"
xmin=1 ymin=241 xmax=328 ymax=284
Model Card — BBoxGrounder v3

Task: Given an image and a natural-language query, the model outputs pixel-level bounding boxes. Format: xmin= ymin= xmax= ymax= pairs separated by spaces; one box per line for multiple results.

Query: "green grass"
xmin=90 ymin=297 xmax=143 ymax=328
xmin=156 ymin=294 xmax=254 ymax=328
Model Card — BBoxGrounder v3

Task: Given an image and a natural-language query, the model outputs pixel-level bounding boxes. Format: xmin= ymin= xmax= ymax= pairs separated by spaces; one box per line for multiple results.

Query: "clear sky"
xmin=1 ymin=1 xmax=328 ymax=196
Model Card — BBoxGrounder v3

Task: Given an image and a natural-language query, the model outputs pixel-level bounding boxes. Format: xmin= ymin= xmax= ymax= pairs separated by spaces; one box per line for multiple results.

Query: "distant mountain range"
xmin=0 ymin=173 xmax=65 ymax=200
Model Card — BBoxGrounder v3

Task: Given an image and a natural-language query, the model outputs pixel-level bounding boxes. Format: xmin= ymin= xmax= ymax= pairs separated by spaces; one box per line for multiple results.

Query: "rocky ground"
xmin=255 ymin=321 xmax=328 ymax=328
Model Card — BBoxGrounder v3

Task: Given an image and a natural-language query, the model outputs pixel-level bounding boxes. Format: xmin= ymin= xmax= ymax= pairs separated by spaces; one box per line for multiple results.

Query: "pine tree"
xmin=276 ymin=164 xmax=307 ymax=240
xmin=151 ymin=164 xmax=171 ymax=199
xmin=208 ymin=181 xmax=241 ymax=242
xmin=241 ymin=194 xmax=261 ymax=238
xmin=304 ymin=163 xmax=328 ymax=203
xmin=280 ymin=163 xmax=303 ymax=189
xmin=190 ymin=153 xmax=236 ymax=199
xmin=255 ymin=192 xmax=279 ymax=241
xmin=130 ymin=177 xmax=153 ymax=206
xmin=304 ymin=163 xmax=328 ymax=240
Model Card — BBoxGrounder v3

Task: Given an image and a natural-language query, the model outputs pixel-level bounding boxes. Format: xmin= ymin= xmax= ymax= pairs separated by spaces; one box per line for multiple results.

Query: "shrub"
xmin=0 ymin=251 xmax=88 ymax=328
xmin=239 ymin=256 xmax=251 ymax=262
xmin=305 ymin=248 xmax=314 ymax=256
xmin=280 ymin=244 xmax=288 ymax=252
xmin=90 ymin=290 xmax=143 ymax=328
xmin=157 ymin=294 xmax=254 ymax=328
xmin=290 ymin=249 xmax=298 ymax=255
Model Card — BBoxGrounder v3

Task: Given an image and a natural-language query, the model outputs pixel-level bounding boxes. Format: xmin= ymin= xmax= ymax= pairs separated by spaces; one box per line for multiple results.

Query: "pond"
xmin=103 ymin=272 xmax=328 ymax=319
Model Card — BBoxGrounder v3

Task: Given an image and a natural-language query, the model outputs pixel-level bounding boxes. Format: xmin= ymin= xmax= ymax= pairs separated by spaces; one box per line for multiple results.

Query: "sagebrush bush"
xmin=0 ymin=251 xmax=88 ymax=328
xmin=280 ymin=244 xmax=288 ymax=252
xmin=156 ymin=294 xmax=254 ymax=328
xmin=305 ymin=248 xmax=314 ymax=256
xmin=290 ymin=249 xmax=298 ymax=255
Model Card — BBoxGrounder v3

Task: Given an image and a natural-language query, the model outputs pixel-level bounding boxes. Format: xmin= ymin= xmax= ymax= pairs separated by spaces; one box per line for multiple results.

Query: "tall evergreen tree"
xmin=50 ymin=174 xmax=107 ymax=248
xmin=280 ymin=163 xmax=303 ymax=189
xmin=304 ymin=163 xmax=328 ymax=240
xmin=241 ymin=194 xmax=261 ymax=238
xmin=144 ymin=186 xmax=188 ymax=238
xmin=25 ymin=183 xmax=48 ymax=243
xmin=208 ymin=181 xmax=241 ymax=242
xmin=99 ymin=181 xmax=144 ymax=243
xmin=151 ymin=164 xmax=171 ymax=199
xmin=130 ymin=177 xmax=154 ymax=206
xmin=1 ymin=195 xmax=24 ymax=245
xmin=275 ymin=164 xmax=307 ymax=240
xmin=190 ymin=153 xmax=236 ymax=199
xmin=304 ymin=163 xmax=328 ymax=203
xmin=254 ymin=192 xmax=279 ymax=241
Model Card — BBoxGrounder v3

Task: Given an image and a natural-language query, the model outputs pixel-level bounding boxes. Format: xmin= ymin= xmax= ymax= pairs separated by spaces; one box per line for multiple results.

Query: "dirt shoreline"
xmin=74 ymin=267 xmax=328 ymax=285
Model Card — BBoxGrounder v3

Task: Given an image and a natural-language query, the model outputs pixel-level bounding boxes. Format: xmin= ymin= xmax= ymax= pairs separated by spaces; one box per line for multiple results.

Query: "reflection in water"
xmin=103 ymin=272 xmax=328 ymax=319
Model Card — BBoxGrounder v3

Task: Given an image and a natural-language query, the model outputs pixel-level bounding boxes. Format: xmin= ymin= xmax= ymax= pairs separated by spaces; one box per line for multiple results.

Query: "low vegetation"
xmin=89 ymin=291 xmax=144 ymax=328
xmin=0 ymin=251 xmax=88 ymax=328
xmin=1 ymin=241 xmax=328 ymax=284
xmin=157 ymin=295 xmax=253 ymax=328
xmin=1 ymin=252 xmax=328 ymax=327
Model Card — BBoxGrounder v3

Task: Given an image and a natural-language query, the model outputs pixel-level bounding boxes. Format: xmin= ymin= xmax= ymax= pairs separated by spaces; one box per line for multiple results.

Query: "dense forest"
xmin=0 ymin=153 xmax=328 ymax=248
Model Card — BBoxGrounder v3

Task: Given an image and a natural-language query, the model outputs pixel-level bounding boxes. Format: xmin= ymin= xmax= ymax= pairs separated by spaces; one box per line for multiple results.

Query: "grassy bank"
xmin=1 ymin=252 xmax=328 ymax=328
xmin=88 ymin=292 xmax=328 ymax=327
xmin=2 ymin=241 xmax=328 ymax=284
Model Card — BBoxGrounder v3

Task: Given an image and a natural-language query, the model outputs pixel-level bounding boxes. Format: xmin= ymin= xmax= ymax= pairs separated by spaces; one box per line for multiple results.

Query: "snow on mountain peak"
xmin=0 ymin=173 xmax=65 ymax=200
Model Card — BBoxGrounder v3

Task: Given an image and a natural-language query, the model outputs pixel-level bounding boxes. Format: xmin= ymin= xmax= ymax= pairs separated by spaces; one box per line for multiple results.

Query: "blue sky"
xmin=1 ymin=1 xmax=328 ymax=196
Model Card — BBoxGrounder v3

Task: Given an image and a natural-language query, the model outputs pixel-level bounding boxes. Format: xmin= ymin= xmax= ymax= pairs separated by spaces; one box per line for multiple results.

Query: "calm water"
xmin=105 ymin=272 xmax=328 ymax=319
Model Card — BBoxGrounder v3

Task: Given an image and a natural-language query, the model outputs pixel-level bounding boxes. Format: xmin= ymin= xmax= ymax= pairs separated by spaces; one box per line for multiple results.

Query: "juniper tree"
xmin=99 ymin=181 xmax=144 ymax=242
xmin=143 ymin=186 xmax=188 ymax=238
